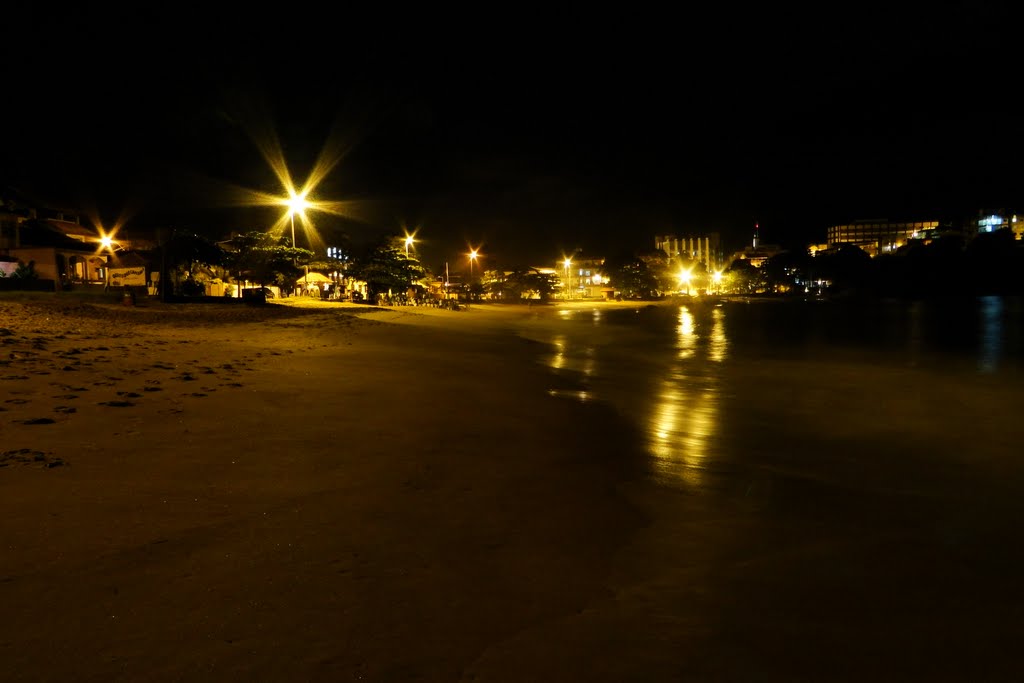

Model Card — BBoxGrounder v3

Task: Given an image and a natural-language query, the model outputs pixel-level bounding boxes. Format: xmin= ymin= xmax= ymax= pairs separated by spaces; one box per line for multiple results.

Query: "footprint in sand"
xmin=186 ymin=393 xmax=208 ymax=398
xmin=52 ymin=394 xmax=79 ymax=399
xmin=98 ymin=400 xmax=136 ymax=407
xmin=16 ymin=417 xmax=56 ymax=425
xmin=142 ymin=386 xmax=163 ymax=392
xmin=116 ymin=391 xmax=143 ymax=398
xmin=0 ymin=449 xmax=65 ymax=468
xmin=2 ymin=375 xmax=30 ymax=380
xmin=54 ymin=406 xmax=76 ymax=414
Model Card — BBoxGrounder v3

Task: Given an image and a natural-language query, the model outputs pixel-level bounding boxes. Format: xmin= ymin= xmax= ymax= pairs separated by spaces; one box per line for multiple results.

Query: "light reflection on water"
xmin=529 ymin=302 xmax=731 ymax=487
xmin=648 ymin=305 xmax=726 ymax=485
xmin=523 ymin=297 xmax=1023 ymax=488
xmin=978 ymin=296 xmax=1003 ymax=374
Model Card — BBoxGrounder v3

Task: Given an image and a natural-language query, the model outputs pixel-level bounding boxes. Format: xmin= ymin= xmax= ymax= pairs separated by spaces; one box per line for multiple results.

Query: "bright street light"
xmin=285 ymin=191 xmax=310 ymax=250
xmin=405 ymin=235 xmax=414 ymax=256
xmin=678 ymin=269 xmax=692 ymax=296
xmin=469 ymin=249 xmax=478 ymax=280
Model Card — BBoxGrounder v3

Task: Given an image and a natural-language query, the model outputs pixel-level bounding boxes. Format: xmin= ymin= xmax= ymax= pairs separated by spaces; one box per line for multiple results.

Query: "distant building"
xmin=726 ymin=224 xmax=784 ymax=268
xmin=654 ymin=233 xmax=723 ymax=272
xmin=826 ymin=218 xmax=940 ymax=257
xmin=557 ymin=253 xmax=608 ymax=299
xmin=972 ymin=209 xmax=1020 ymax=240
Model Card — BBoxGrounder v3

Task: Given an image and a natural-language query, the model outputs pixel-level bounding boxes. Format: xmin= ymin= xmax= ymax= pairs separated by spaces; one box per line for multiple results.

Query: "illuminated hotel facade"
xmin=655 ymin=233 xmax=723 ymax=272
xmin=826 ymin=219 xmax=939 ymax=257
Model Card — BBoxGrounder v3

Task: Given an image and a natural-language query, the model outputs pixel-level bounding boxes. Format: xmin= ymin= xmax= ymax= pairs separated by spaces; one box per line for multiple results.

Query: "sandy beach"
xmin=3 ymin=294 xmax=1023 ymax=682
xmin=0 ymin=295 xmax=667 ymax=682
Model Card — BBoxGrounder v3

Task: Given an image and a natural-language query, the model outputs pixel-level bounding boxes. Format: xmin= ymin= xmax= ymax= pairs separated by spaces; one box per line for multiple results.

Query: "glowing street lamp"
xmin=678 ymin=269 xmax=692 ymax=296
xmin=405 ymin=235 xmax=414 ymax=256
xmin=469 ymin=249 xmax=478 ymax=280
xmin=712 ymin=271 xmax=723 ymax=294
xmin=285 ymin=191 xmax=310 ymax=251
xmin=230 ymin=130 xmax=357 ymax=298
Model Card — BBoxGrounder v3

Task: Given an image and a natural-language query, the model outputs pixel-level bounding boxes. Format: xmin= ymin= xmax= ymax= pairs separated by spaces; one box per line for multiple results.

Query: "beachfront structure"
xmin=0 ymin=207 xmax=109 ymax=290
xmin=826 ymin=219 xmax=940 ymax=257
xmin=558 ymin=254 xmax=608 ymax=299
xmin=655 ymin=233 xmax=723 ymax=273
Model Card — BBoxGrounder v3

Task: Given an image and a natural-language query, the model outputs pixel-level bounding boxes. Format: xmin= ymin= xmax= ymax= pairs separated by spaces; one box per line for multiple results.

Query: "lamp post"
xmin=283 ymin=192 xmax=310 ymax=298
xmin=469 ymin=249 xmax=478 ymax=281
xmin=405 ymin=235 xmax=414 ymax=256
xmin=285 ymin=192 xmax=310 ymax=254
xmin=563 ymin=258 xmax=572 ymax=300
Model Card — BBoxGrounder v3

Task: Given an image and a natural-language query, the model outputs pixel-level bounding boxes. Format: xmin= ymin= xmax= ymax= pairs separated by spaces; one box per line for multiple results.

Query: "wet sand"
xmin=2 ymin=295 xmax=1022 ymax=682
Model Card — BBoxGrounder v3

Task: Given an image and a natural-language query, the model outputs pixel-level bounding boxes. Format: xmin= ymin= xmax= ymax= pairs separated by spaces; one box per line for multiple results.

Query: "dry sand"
xmin=0 ymin=295 xmax=669 ymax=682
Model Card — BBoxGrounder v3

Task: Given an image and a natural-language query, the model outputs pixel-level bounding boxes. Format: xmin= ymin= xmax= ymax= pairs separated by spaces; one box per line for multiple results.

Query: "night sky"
xmin=2 ymin=5 xmax=1018 ymax=269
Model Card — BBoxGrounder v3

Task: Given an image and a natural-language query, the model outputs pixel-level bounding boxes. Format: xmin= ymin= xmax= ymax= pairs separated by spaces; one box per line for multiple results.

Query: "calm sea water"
xmin=513 ymin=296 xmax=1024 ymax=491
xmin=503 ymin=296 xmax=1024 ymax=677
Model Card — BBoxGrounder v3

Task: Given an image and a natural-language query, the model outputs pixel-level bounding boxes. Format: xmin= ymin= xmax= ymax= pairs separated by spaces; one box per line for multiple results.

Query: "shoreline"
xmin=4 ymin=294 xmax=1024 ymax=680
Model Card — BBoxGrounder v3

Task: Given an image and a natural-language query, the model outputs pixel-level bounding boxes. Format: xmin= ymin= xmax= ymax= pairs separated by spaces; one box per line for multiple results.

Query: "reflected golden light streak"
xmin=649 ymin=304 xmax=729 ymax=487
xmin=580 ymin=347 xmax=596 ymax=378
xmin=676 ymin=306 xmax=696 ymax=359
xmin=550 ymin=335 xmax=567 ymax=370
xmin=648 ymin=380 xmax=719 ymax=488
xmin=648 ymin=382 xmax=697 ymax=487
xmin=709 ymin=307 xmax=728 ymax=362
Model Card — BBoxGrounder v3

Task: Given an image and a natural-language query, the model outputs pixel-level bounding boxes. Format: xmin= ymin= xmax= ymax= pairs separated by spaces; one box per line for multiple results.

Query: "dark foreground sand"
xmin=1 ymin=296 xmax=662 ymax=682
xmin=2 ymin=295 xmax=1022 ymax=682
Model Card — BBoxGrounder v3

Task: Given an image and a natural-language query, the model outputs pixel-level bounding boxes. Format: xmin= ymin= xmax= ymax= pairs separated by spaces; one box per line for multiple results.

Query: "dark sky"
xmin=2 ymin=5 xmax=1019 ymax=269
